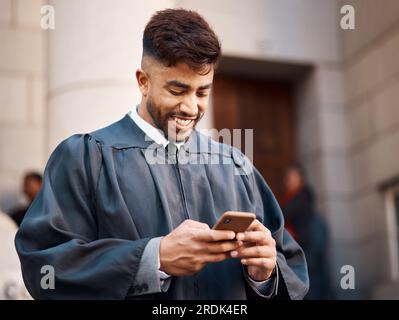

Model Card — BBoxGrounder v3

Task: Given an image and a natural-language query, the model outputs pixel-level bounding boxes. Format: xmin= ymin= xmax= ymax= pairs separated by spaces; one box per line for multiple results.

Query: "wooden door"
xmin=212 ymin=76 xmax=296 ymax=202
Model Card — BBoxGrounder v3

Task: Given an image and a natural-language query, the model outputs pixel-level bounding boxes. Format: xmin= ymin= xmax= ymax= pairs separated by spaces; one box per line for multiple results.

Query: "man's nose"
xmin=180 ymin=94 xmax=199 ymax=117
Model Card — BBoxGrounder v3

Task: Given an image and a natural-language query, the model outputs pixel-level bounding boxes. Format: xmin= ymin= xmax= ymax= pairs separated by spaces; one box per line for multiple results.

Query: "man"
xmin=282 ymin=165 xmax=331 ymax=299
xmin=9 ymin=172 xmax=42 ymax=226
xmin=15 ymin=8 xmax=308 ymax=299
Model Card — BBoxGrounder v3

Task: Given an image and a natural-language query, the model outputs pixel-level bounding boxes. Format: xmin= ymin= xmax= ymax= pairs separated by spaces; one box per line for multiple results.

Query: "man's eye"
xmin=197 ymin=91 xmax=209 ymax=98
xmin=169 ymin=89 xmax=184 ymax=96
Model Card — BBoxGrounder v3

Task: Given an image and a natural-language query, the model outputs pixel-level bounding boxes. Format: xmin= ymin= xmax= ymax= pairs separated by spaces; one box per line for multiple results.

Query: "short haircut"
xmin=143 ymin=8 xmax=221 ymax=74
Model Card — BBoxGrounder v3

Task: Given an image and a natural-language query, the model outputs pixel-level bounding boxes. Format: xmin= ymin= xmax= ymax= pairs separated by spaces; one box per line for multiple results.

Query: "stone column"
xmin=47 ymin=0 xmax=175 ymax=153
xmin=0 ymin=0 xmax=47 ymax=212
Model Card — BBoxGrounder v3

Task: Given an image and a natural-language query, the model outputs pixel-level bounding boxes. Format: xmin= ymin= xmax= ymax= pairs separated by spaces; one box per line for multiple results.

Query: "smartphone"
xmin=212 ymin=211 xmax=256 ymax=233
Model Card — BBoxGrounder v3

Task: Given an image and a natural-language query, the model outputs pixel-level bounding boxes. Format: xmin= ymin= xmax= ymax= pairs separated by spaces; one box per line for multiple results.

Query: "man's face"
xmin=138 ymin=59 xmax=214 ymax=142
xmin=23 ymin=177 xmax=42 ymax=202
xmin=284 ymin=169 xmax=303 ymax=193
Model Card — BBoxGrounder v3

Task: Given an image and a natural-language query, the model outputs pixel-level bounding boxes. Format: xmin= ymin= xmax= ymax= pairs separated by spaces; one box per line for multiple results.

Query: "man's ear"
xmin=136 ymin=69 xmax=149 ymax=97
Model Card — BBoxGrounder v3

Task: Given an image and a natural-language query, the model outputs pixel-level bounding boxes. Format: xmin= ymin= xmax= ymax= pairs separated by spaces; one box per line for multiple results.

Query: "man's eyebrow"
xmin=165 ymin=80 xmax=190 ymax=89
xmin=198 ymin=83 xmax=212 ymax=90
xmin=165 ymin=80 xmax=212 ymax=90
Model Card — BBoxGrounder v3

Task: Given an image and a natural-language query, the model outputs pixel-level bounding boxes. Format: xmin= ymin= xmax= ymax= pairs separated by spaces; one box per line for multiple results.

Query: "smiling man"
xmin=137 ymin=59 xmax=211 ymax=143
xmin=15 ymin=8 xmax=308 ymax=300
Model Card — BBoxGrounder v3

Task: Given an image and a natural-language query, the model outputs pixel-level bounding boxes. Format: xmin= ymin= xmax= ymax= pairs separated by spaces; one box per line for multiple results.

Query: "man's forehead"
xmin=165 ymin=79 xmax=213 ymax=90
xmin=144 ymin=57 xmax=213 ymax=83
xmin=160 ymin=63 xmax=214 ymax=87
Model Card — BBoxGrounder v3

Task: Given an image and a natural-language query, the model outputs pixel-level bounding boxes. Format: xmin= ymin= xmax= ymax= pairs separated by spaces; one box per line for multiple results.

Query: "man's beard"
xmin=146 ymin=97 xmax=203 ymax=143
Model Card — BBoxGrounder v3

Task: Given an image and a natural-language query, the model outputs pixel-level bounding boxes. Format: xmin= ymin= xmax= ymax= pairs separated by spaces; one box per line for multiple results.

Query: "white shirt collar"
xmin=129 ymin=105 xmax=183 ymax=149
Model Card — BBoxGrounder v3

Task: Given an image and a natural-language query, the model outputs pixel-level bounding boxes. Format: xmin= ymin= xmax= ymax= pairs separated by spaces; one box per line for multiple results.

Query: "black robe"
xmin=15 ymin=114 xmax=309 ymax=300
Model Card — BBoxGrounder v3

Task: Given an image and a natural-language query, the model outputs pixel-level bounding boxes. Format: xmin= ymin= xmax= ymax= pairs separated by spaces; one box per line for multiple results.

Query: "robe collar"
xmin=90 ymin=113 xmax=232 ymax=158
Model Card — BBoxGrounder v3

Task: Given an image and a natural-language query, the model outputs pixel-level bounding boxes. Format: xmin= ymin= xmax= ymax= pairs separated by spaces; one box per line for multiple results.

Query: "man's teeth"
xmin=174 ymin=117 xmax=193 ymax=126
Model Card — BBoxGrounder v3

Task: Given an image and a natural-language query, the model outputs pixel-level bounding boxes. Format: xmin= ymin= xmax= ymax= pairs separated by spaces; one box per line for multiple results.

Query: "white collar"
xmin=129 ymin=105 xmax=183 ymax=149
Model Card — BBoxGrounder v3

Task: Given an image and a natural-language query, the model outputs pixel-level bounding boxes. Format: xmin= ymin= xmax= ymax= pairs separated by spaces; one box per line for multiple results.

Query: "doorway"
xmin=212 ymin=74 xmax=296 ymax=202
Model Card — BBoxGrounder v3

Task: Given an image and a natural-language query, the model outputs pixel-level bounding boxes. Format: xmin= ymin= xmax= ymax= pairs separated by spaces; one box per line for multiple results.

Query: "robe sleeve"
xmin=14 ymin=134 xmax=150 ymax=299
xmin=233 ymin=149 xmax=309 ymax=300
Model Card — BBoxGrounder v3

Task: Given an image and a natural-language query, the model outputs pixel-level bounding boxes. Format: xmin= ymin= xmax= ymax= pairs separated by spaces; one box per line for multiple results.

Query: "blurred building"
xmin=0 ymin=0 xmax=399 ymax=299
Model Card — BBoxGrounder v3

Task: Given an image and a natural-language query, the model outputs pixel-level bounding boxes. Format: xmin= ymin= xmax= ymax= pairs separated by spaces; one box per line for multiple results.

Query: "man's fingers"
xmin=235 ymin=231 xmax=273 ymax=245
xmin=183 ymin=219 xmax=210 ymax=230
xmin=230 ymin=245 xmax=275 ymax=259
xmin=205 ymin=252 xmax=232 ymax=263
xmin=195 ymin=229 xmax=236 ymax=242
xmin=236 ymin=219 xmax=274 ymax=244
xmin=240 ymin=257 xmax=276 ymax=269
xmin=246 ymin=219 xmax=267 ymax=232
xmin=207 ymin=240 xmax=243 ymax=253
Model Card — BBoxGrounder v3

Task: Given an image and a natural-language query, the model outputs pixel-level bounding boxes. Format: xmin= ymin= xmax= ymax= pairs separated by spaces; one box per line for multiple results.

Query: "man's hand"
xmin=159 ymin=219 xmax=242 ymax=276
xmin=230 ymin=219 xmax=277 ymax=281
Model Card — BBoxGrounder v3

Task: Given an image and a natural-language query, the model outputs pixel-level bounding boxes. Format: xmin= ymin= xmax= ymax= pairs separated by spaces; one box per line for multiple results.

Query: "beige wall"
xmin=0 ymin=0 xmax=47 ymax=212
xmin=340 ymin=0 xmax=399 ymax=298
xmin=47 ymin=0 xmax=176 ymax=153
xmin=179 ymin=0 xmax=341 ymax=63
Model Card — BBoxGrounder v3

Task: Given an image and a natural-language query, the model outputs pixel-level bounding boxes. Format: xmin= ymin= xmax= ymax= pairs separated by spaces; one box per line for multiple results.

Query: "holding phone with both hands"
xmin=212 ymin=211 xmax=256 ymax=233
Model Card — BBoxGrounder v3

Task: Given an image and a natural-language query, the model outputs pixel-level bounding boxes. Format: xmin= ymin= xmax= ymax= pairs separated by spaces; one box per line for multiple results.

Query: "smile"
xmin=172 ymin=116 xmax=195 ymax=129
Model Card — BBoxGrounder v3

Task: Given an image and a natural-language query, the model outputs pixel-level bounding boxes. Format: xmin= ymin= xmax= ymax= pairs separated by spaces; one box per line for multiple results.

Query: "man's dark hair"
xmin=143 ymin=8 xmax=221 ymax=74
xmin=24 ymin=172 xmax=43 ymax=183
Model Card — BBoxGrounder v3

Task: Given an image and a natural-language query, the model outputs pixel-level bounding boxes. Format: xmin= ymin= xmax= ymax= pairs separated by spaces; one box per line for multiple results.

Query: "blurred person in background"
xmin=9 ymin=172 xmax=42 ymax=227
xmin=281 ymin=165 xmax=332 ymax=299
